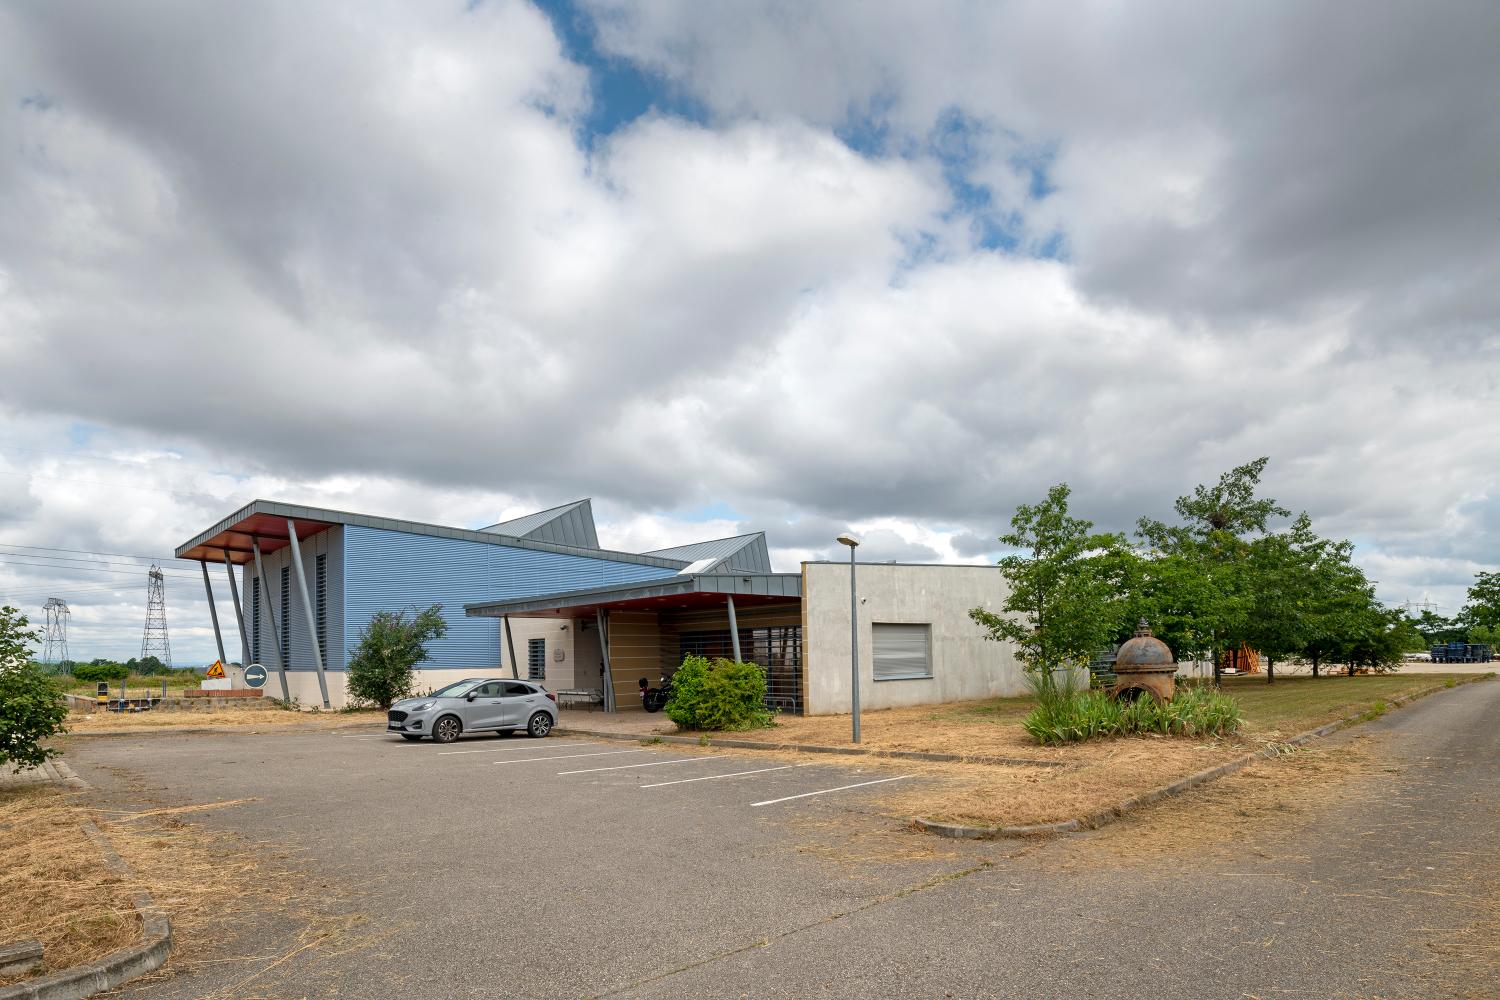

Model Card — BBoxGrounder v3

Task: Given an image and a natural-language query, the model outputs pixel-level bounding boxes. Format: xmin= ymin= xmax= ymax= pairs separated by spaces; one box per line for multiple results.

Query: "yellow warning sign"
xmin=205 ymin=660 xmax=227 ymax=679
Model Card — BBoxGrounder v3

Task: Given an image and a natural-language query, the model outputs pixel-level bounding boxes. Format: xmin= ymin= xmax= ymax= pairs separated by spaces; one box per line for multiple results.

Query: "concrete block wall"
xmin=801 ymin=562 xmax=1027 ymax=715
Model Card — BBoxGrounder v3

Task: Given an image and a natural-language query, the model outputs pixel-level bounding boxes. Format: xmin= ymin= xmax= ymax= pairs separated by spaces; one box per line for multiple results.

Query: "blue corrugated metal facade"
xmin=341 ymin=525 xmax=680 ymax=672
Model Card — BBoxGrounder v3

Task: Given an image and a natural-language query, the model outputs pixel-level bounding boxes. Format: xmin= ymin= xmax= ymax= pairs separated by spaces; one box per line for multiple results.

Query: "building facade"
xmin=178 ymin=499 xmax=1025 ymax=715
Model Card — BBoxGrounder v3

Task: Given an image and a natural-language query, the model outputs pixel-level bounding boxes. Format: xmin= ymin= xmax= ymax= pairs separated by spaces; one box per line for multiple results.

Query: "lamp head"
xmin=836 ymin=534 xmax=860 ymax=548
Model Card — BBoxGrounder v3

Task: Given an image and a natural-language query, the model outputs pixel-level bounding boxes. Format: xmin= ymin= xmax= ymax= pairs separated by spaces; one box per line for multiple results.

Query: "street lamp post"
xmin=836 ymin=533 xmax=861 ymax=744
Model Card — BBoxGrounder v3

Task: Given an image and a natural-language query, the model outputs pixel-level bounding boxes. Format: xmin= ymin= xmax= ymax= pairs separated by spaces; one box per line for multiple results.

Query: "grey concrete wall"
xmin=802 ymin=562 xmax=1027 ymax=715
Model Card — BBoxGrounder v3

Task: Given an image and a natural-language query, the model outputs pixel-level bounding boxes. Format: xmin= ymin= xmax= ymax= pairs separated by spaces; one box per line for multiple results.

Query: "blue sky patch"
xmin=531 ymin=0 xmax=707 ymax=147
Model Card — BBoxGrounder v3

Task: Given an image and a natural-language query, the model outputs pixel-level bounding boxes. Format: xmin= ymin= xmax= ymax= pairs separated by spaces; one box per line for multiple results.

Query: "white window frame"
xmin=872 ymin=622 xmax=933 ymax=681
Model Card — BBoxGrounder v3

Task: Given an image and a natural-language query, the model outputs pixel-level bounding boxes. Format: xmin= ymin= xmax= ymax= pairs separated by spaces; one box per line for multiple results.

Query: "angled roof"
xmin=480 ymin=499 xmax=599 ymax=549
xmin=465 ymin=571 xmax=801 ymax=619
xmin=643 ymin=532 xmax=772 ymax=573
xmin=174 ymin=499 xmax=682 ymax=570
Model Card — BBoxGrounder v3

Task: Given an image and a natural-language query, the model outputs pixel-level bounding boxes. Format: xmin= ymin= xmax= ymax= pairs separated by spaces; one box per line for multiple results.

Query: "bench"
xmin=556 ymin=688 xmax=606 ymax=710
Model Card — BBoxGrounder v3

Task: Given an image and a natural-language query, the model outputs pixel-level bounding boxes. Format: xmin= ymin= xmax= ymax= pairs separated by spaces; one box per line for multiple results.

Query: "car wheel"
xmin=526 ymin=712 xmax=553 ymax=738
xmin=400 ymin=734 xmax=423 ymax=742
xmin=432 ymin=715 xmax=462 ymax=744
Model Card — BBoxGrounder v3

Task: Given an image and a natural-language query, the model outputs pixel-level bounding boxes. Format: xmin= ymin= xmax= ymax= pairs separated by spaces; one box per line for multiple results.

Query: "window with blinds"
xmin=527 ymin=638 xmax=546 ymax=680
xmin=315 ymin=554 xmax=327 ymax=657
xmin=280 ymin=566 xmax=290 ymax=663
xmin=872 ymin=623 xmax=932 ymax=681
xmin=251 ymin=577 xmax=261 ymax=665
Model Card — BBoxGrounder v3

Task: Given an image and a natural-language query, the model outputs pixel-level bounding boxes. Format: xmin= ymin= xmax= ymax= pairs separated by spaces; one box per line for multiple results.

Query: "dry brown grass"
xmin=0 ymin=778 xmax=375 ymax=992
xmin=0 ymin=786 xmax=140 ymax=984
xmin=698 ymin=674 xmax=1489 ymax=829
xmin=65 ymin=707 xmax=382 ymax=735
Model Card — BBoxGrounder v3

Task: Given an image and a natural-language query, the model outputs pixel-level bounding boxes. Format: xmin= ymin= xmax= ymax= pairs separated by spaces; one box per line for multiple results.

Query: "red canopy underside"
xmin=177 ymin=513 xmax=334 ymax=565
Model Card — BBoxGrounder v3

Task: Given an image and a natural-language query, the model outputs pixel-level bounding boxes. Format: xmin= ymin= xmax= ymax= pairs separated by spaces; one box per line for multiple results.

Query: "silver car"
xmin=387 ymin=678 xmax=558 ymax=743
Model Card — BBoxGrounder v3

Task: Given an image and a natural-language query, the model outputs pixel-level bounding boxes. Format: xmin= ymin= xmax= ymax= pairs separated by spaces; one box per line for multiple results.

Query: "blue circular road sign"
xmin=244 ymin=663 xmax=268 ymax=689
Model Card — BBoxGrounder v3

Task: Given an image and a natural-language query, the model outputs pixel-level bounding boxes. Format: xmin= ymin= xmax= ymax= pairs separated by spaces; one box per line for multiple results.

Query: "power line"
xmin=0 ymin=542 xmax=200 ymax=564
xmin=0 ymin=550 xmax=201 ymax=576
xmin=0 ymin=557 xmax=201 ymax=580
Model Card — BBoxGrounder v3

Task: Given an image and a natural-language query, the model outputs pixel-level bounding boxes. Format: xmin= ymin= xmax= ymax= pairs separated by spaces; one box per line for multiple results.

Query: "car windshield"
xmin=428 ymin=680 xmax=483 ymax=699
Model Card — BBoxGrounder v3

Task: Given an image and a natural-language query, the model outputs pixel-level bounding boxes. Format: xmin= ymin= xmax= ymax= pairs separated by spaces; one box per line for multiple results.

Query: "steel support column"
xmin=503 ymin=615 xmax=519 ymax=680
xmin=597 ymin=608 xmax=616 ymax=712
xmin=286 ymin=520 xmax=331 ymax=709
xmin=223 ymin=549 xmax=250 ymax=668
xmin=200 ymin=561 xmax=227 ymax=665
xmin=726 ymin=594 xmax=743 ymax=662
xmin=252 ymin=538 xmax=292 ymax=704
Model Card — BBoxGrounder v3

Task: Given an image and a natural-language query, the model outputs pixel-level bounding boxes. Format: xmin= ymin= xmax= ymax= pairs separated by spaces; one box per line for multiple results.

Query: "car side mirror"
xmin=466 ymin=691 xmax=478 ymax=702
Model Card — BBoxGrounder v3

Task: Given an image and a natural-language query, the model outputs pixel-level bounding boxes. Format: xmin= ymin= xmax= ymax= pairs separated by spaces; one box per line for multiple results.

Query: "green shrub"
xmin=664 ymin=654 xmax=774 ymax=731
xmin=1023 ymin=676 xmax=1242 ymax=746
xmin=1 ymin=606 xmax=69 ymax=773
xmin=72 ymin=662 xmax=130 ymax=683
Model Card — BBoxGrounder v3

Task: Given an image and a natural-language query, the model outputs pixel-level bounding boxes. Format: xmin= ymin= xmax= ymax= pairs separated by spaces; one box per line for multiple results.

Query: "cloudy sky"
xmin=1 ymin=0 xmax=1497 ymax=664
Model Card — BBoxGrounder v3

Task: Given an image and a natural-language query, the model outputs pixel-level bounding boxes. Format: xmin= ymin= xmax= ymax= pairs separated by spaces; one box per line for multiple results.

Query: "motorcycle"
xmin=638 ymin=675 xmax=673 ymax=713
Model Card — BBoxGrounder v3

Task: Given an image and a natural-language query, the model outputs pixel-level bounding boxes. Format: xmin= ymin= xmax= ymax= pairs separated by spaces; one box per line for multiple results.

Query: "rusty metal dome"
xmin=1113 ymin=620 xmax=1174 ymax=672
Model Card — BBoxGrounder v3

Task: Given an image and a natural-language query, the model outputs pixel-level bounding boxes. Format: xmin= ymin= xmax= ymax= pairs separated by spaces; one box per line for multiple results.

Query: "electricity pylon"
xmin=140 ymin=565 xmax=173 ymax=668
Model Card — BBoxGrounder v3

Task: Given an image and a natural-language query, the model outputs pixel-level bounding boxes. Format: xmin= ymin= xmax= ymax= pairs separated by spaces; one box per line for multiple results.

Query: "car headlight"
xmin=409 ymin=701 xmax=436 ymax=712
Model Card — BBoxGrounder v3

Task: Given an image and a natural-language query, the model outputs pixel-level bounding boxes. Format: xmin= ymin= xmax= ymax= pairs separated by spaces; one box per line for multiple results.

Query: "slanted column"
xmin=200 ymin=561 xmax=227 ymax=664
xmin=597 ymin=608 xmax=616 ymax=712
xmin=252 ymin=538 xmax=292 ymax=703
xmin=504 ymin=615 xmax=519 ymax=680
xmin=285 ymin=520 xmax=331 ymax=709
xmin=223 ymin=549 xmax=250 ymax=668
xmin=726 ymin=595 xmax=743 ymax=662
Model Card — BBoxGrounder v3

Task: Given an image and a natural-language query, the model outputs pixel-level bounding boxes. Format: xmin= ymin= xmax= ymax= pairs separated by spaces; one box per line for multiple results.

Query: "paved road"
xmin=71 ymin=680 xmax=1499 ymax=1000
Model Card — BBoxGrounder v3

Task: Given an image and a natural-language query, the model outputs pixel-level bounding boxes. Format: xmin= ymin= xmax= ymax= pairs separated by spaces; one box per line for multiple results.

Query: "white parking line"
xmin=750 ymin=775 xmax=912 ymax=807
xmin=640 ymin=763 xmax=815 ymax=788
xmin=437 ymin=742 xmax=592 ymax=756
xmin=491 ymin=749 xmax=651 ymax=766
xmin=556 ymin=755 xmax=719 ymax=776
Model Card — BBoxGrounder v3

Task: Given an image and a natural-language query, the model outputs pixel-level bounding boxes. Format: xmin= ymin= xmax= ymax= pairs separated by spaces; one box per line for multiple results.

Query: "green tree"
xmin=0 ymin=606 xmax=69 ymax=773
xmin=1137 ymin=457 xmax=1291 ymax=684
xmin=72 ymin=661 xmax=130 ymax=683
xmin=1242 ymin=513 xmax=1325 ymax=683
xmin=1412 ymin=609 xmax=1465 ymax=646
xmin=970 ymin=484 xmax=1132 ymax=690
xmin=1460 ymin=571 xmax=1500 ymax=634
xmin=345 ymin=605 xmax=448 ymax=709
xmin=1294 ymin=540 xmax=1378 ymax=677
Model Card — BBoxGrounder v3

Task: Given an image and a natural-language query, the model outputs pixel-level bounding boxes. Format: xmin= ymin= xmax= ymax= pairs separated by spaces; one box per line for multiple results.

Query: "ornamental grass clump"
xmin=664 ymin=654 xmax=774 ymax=731
xmin=1022 ymin=673 xmax=1242 ymax=746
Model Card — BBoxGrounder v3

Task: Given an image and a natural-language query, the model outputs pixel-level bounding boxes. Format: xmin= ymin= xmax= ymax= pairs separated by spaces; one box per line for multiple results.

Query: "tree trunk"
xmin=1312 ymin=655 xmax=1320 ymax=678
xmin=1267 ymin=657 xmax=1275 ymax=684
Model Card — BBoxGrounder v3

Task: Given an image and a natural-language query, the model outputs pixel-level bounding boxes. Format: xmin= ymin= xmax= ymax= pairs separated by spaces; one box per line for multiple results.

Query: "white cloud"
xmin=0 ymin=0 xmax=1497 ymax=659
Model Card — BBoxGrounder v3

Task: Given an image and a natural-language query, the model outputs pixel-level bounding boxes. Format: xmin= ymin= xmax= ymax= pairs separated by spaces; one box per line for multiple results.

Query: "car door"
xmin=462 ymin=681 xmax=506 ymax=730
xmin=500 ymin=681 xmax=541 ymax=727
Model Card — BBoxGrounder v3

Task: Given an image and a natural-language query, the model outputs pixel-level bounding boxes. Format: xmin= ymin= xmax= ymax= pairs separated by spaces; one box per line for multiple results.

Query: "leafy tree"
xmin=0 ymin=606 xmax=69 ymax=773
xmin=1460 ymin=571 xmax=1500 ymax=634
xmin=1242 ymin=513 xmax=1326 ymax=683
xmin=1137 ymin=457 xmax=1291 ymax=684
xmin=970 ymin=484 xmax=1132 ymax=690
xmin=1340 ymin=605 xmax=1414 ymax=675
xmin=1413 ymin=609 xmax=1465 ymax=646
xmin=72 ymin=661 xmax=130 ymax=683
xmin=345 ymin=604 xmax=448 ymax=709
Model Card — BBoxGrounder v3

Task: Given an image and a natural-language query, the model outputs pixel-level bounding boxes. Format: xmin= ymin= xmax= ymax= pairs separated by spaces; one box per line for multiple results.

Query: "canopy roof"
xmin=174 ymin=499 xmax=687 ymax=568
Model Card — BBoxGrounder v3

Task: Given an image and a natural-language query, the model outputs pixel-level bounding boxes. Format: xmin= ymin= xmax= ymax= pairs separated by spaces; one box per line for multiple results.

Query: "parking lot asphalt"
xmin=69 ymin=680 xmax=1500 ymax=1000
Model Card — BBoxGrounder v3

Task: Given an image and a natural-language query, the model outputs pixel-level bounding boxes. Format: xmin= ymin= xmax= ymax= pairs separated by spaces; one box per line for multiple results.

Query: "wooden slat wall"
xmin=604 ymin=611 xmax=661 ymax=711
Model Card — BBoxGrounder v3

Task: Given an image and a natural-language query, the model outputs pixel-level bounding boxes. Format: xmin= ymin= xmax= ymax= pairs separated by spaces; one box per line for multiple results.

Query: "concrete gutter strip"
xmin=553 ymin=727 xmax=1064 ymax=770
xmin=916 ymin=675 xmax=1494 ymax=841
xmin=0 ymin=821 xmax=170 ymax=1000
